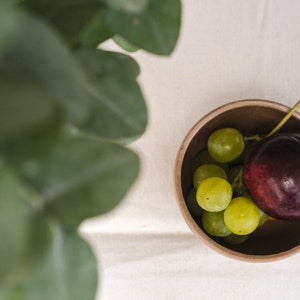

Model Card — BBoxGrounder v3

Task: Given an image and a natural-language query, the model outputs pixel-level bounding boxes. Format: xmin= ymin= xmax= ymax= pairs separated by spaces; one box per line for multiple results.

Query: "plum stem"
xmin=267 ymin=99 xmax=300 ymax=136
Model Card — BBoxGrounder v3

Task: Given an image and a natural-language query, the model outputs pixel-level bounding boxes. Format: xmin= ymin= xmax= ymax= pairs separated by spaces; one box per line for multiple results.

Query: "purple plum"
xmin=243 ymin=133 xmax=300 ymax=220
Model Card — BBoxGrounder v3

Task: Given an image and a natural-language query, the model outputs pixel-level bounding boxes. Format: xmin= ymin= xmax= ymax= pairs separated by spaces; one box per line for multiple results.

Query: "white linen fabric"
xmin=80 ymin=1 xmax=300 ymax=299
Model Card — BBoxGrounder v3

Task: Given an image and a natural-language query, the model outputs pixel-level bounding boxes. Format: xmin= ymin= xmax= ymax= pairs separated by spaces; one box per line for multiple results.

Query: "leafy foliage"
xmin=103 ymin=0 xmax=182 ymax=55
xmin=105 ymin=0 xmax=150 ymax=13
xmin=0 ymin=165 xmax=33 ymax=282
xmin=1 ymin=229 xmax=97 ymax=300
xmin=0 ymin=0 xmax=181 ymax=299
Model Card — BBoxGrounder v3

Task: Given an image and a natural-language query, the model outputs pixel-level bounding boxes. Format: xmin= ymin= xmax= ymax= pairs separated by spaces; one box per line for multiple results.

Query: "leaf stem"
xmin=267 ymin=100 xmax=300 ymax=137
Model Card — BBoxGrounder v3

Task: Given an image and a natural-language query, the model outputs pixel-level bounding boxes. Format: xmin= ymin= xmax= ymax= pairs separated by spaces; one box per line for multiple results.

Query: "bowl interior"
xmin=175 ymin=99 xmax=300 ymax=261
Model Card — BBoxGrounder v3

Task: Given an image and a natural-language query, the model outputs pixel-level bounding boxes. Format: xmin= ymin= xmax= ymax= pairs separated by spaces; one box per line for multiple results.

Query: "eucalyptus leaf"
xmin=22 ymin=0 xmax=111 ymax=48
xmin=0 ymin=1 xmax=182 ymax=298
xmin=0 ymin=284 xmax=27 ymax=300
xmin=76 ymin=48 xmax=140 ymax=78
xmin=0 ymin=65 xmax=62 ymax=144
xmin=21 ymin=0 xmax=91 ymax=14
xmin=45 ymin=134 xmax=140 ymax=228
xmin=0 ymin=0 xmax=21 ymax=7
xmin=7 ymin=132 xmax=140 ymax=229
xmin=79 ymin=10 xmax=113 ymax=47
xmin=0 ymin=8 xmax=22 ymax=51
xmin=1 ymin=9 xmax=90 ymax=125
xmin=20 ymin=0 xmax=60 ymax=13
xmin=105 ymin=0 xmax=150 ymax=13
xmin=45 ymin=1 xmax=105 ymax=48
xmin=103 ymin=0 xmax=181 ymax=55
xmin=113 ymin=34 xmax=140 ymax=52
xmin=0 ymin=165 xmax=32 ymax=282
xmin=15 ymin=212 xmax=52 ymax=282
xmin=75 ymin=48 xmax=147 ymax=142
xmin=1 ymin=10 xmax=147 ymax=142
xmin=3 ymin=230 xmax=98 ymax=300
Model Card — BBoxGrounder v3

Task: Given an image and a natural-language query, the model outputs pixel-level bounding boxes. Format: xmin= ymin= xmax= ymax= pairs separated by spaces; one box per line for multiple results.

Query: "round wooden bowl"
xmin=174 ymin=99 xmax=300 ymax=262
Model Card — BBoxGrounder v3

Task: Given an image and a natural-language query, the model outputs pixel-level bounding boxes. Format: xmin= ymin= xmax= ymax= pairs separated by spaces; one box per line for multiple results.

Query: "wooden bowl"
xmin=174 ymin=99 xmax=300 ymax=262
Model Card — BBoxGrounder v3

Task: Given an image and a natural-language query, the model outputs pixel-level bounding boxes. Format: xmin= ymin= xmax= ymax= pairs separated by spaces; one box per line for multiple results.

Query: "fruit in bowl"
xmin=174 ymin=99 xmax=300 ymax=261
xmin=243 ymin=133 xmax=300 ymax=220
xmin=190 ymin=127 xmax=266 ymax=243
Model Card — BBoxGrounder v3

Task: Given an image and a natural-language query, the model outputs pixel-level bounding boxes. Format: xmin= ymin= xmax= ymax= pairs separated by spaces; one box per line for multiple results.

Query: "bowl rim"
xmin=174 ymin=99 xmax=300 ymax=262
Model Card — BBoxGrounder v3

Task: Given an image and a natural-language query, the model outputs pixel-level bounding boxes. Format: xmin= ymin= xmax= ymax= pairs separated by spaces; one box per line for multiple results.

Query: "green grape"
xmin=186 ymin=188 xmax=203 ymax=216
xmin=192 ymin=150 xmax=229 ymax=172
xmin=223 ymin=233 xmax=249 ymax=245
xmin=202 ymin=210 xmax=231 ymax=237
xmin=224 ymin=196 xmax=260 ymax=235
xmin=228 ymin=141 xmax=250 ymax=165
xmin=208 ymin=128 xmax=245 ymax=163
xmin=193 ymin=164 xmax=227 ymax=189
xmin=196 ymin=177 xmax=232 ymax=212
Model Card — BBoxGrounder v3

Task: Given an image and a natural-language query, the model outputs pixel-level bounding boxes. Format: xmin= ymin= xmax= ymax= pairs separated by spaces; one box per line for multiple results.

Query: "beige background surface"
xmin=80 ymin=1 xmax=300 ymax=299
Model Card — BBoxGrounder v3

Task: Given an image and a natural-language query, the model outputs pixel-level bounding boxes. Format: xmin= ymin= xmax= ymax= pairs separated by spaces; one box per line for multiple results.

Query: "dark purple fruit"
xmin=243 ymin=133 xmax=300 ymax=220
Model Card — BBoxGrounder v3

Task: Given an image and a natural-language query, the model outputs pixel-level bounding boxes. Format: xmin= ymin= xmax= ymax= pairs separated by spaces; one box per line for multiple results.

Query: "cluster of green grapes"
xmin=186 ymin=128 xmax=268 ymax=245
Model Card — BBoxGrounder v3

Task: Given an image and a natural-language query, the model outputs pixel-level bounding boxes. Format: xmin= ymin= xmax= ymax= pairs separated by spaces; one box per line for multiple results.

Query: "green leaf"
xmin=45 ymin=1 xmax=105 ymax=48
xmin=103 ymin=0 xmax=182 ymax=55
xmin=79 ymin=10 xmax=113 ymax=47
xmin=23 ymin=0 xmax=111 ymax=48
xmin=1 ymin=9 xmax=90 ymax=125
xmin=26 ymin=230 xmax=98 ymax=300
xmin=3 ymin=230 xmax=98 ymax=300
xmin=7 ymin=132 xmax=140 ymax=228
xmin=44 ymin=0 xmax=104 ymax=46
xmin=77 ymin=48 xmax=140 ymax=78
xmin=0 ymin=213 xmax=53 ymax=291
xmin=75 ymin=48 xmax=147 ymax=142
xmin=15 ymin=212 xmax=52 ymax=282
xmin=19 ymin=0 xmax=59 ymax=13
xmin=0 ymin=0 xmax=21 ymax=8
xmin=0 ymin=65 xmax=62 ymax=144
xmin=0 ymin=284 xmax=28 ymax=300
xmin=0 ymin=164 xmax=51 ymax=287
xmin=0 ymin=165 xmax=32 ymax=282
xmin=0 ymin=8 xmax=22 ymax=51
xmin=113 ymin=34 xmax=140 ymax=52
xmin=105 ymin=0 xmax=150 ymax=13
xmin=1 ymin=10 xmax=147 ymax=142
